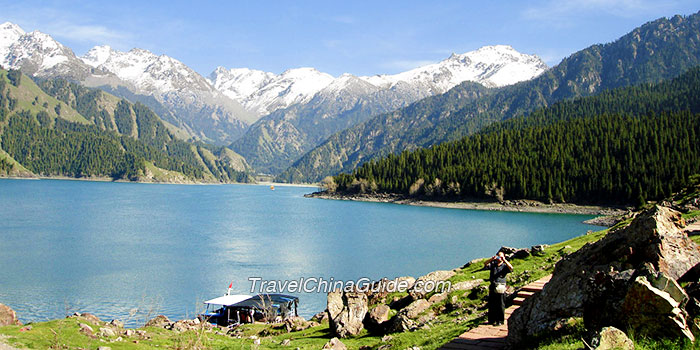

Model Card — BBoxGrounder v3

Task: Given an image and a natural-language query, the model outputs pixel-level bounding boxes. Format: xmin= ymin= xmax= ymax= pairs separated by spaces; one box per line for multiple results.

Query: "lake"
xmin=0 ymin=179 xmax=599 ymax=326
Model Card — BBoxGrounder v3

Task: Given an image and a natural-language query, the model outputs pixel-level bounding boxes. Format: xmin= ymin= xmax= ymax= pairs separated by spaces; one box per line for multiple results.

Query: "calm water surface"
xmin=0 ymin=179 xmax=599 ymax=326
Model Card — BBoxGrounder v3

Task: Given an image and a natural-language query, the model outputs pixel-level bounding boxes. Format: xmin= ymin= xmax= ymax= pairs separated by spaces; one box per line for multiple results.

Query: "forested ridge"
xmin=330 ymin=67 xmax=700 ymax=205
xmin=281 ymin=12 xmax=700 ymax=183
xmin=0 ymin=69 xmax=252 ymax=182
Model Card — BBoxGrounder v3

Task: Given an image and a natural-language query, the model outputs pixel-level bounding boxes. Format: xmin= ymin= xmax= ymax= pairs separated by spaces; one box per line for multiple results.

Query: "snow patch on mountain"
xmin=209 ymin=66 xmax=334 ymax=117
xmin=212 ymin=45 xmax=547 ymax=118
xmin=362 ymin=45 xmax=547 ymax=90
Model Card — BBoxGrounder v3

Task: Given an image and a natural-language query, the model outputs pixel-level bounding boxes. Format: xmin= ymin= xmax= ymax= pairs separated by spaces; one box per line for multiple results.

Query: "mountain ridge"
xmin=279 ymin=12 xmax=700 ymax=183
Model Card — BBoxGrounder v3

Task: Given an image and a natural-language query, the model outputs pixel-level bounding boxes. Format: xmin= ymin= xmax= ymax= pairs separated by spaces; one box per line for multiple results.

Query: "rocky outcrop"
xmin=0 ymin=304 xmax=21 ymax=327
xmin=327 ymin=289 xmax=369 ymax=338
xmin=507 ymin=206 xmax=700 ymax=347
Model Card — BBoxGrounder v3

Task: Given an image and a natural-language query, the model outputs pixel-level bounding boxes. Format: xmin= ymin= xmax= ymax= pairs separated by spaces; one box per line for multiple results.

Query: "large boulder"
xmin=507 ymin=206 xmax=700 ymax=347
xmin=621 ymin=276 xmax=694 ymax=341
xmin=402 ymin=299 xmax=431 ymax=319
xmin=327 ymin=289 xmax=368 ymax=338
xmin=409 ymin=270 xmax=455 ymax=299
xmin=364 ymin=304 xmax=391 ymax=333
xmin=0 ymin=304 xmax=21 ymax=327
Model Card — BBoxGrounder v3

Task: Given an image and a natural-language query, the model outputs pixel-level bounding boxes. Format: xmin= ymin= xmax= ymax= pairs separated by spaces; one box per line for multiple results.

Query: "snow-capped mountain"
xmin=0 ymin=22 xmax=252 ymax=144
xmin=211 ymin=45 xmax=547 ymax=120
xmin=362 ymin=45 xmax=548 ymax=90
xmin=209 ymin=67 xmax=334 ymax=117
xmin=0 ymin=20 xmax=548 ymax=172
xmin=0 ymin=22 xmax=93 ymax=79
xmin=79 ymin=45 xmax=255 ymax=142
xmin=228 ymin=45 xmax=548 ymax=174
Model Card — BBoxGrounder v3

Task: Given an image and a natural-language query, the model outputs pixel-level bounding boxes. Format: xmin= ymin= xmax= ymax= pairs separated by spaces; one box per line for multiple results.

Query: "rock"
xmin=322 ymin=337 xmax=347 ymax=350
xmin=124 ymin=329 xmax=134 ymax=337
xmin=170 ymin=320 xmax=190 ymax=332
xmin=590 ymin=326 xmax=633 ymax=350
xmin=364 ymin=304 xmax=391 ymax=333
xmin=327 ymin=289 xmax=369 ymax=338
xmin=409 ymin=270 xmax=455 ymax=299
xmin=427 ymin=292 xmax=447 ymax=304
xmin=508 ymin=206 xmax=700 ymax=347
xmin=19 ymin=325 xmax=32 ymax=332
xmin=381 ymin=335 xmax=393 ymax=342
xmin=402 ymin=299 xmax=431 ymax=319
xmin=284 ymin=316 xmax=313 ymax=332
xmin=621 ymin=276 xmax=694 ymax=341
xmin=109 ymin=319 xmax=124 ymax=328
xmin=281 ymin=338 xmax=291 ymax=346
xmin=144 ymin=315 xmax=172 ymax=328
xmin=99 ymin=327 xmax=116 ymax=337
xmin=649 ymin=271 xmax=688 ymax=307
xmin=79 ymin=323 xmax=95 ymax=338
xmin=97 ymin=347 xmax=111 ymax=350
xmin=530 ymin=244 xmax=547 ymax=256
xmin=310 ymin=311 xmax=329 ymax=323
xmin=389 ymin=295 xmax=413 ymax=310
xmin=389 ymin=314 xmax=416 ymax=333
xmin=450 ymin=279 xmax=484 ymax=292
xmin=394 ymin=276 xmax=416 ymax=291
xmin=512 ymin=248 xmax=531 ymax=260
xmin=81 ymin=312 xmax=102 ymax=325
xmin=0 ymin=303 xmax=21 ymax=326
xmin=498 ymin=246 xmax=518 ymax=256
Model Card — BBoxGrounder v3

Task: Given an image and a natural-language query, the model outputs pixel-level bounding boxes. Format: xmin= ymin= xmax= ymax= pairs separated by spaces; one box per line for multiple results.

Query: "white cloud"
xmin=44 ymin=21 xmax=128 ymax=45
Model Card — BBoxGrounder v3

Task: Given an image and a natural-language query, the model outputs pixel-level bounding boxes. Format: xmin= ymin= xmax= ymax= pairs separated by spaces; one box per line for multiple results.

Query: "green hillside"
xmin=0 ymin=69 xmax=253 ymax=183
xmin=329 ymin=67 xmax=700 ymax=205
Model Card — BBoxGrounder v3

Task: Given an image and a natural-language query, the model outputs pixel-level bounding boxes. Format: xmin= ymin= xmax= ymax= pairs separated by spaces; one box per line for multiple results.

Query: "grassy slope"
xmin=0 ymin=71 xmax=89 ymax=124
xmin=0 ymin=148 xmax=33 ymax=176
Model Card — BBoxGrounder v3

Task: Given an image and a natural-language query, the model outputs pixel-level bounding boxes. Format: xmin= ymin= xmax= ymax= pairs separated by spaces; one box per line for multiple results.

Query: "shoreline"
xmin=305 ymin=191 xmax=628 ymax=219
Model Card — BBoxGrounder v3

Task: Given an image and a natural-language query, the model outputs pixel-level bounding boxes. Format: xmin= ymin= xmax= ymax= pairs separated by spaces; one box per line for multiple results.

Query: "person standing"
xmin=484 ymin=251 xmax=513 ymax=325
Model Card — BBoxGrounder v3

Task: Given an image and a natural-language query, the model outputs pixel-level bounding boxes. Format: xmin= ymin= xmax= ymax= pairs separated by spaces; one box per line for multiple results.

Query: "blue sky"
xmin=1 ymin=1 xmax=698 ymax=77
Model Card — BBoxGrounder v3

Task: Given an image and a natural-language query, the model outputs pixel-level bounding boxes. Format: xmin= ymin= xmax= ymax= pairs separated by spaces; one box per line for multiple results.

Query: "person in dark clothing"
xmin=484 ymin=251 xmax=513 ymax=325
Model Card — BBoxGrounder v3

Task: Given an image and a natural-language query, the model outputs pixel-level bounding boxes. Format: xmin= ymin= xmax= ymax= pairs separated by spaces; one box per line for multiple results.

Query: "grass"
xmin=142 ymin=161 xmax=190 ymax=183
xmin=1 ymin=70 xmax=90 ymax=125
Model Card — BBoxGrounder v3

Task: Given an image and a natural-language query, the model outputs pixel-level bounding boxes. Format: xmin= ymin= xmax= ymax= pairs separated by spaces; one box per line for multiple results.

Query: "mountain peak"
xmin=0 ymin=22 xmax=25 ymax=56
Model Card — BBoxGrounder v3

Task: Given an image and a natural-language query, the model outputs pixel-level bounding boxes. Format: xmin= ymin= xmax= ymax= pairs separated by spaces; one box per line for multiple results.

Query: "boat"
xmin=200 ymin=293 xmax=299 ymax=326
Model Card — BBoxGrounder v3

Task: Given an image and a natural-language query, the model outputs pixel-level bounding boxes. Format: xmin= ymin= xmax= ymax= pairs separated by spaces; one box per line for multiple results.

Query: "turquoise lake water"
xmin=0 ymin=178 xmax=599 ymax=326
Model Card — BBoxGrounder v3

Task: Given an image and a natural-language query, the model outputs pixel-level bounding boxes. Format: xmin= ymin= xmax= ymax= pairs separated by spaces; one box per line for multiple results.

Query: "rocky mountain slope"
xmin=0 ymin=23 xmax=252 ymax=145
xmin=223 ymin=45 xmax=547 ymax=174
xmin=279 ymin=12 xmax=700 ymax=183
xmin=0 ymin=68 xmax=251 ymax=183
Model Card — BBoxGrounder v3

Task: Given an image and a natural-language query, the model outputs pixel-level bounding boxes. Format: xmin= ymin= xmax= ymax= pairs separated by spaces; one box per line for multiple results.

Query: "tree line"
xmin=330 ymin=67 xmax=700 ymax=205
